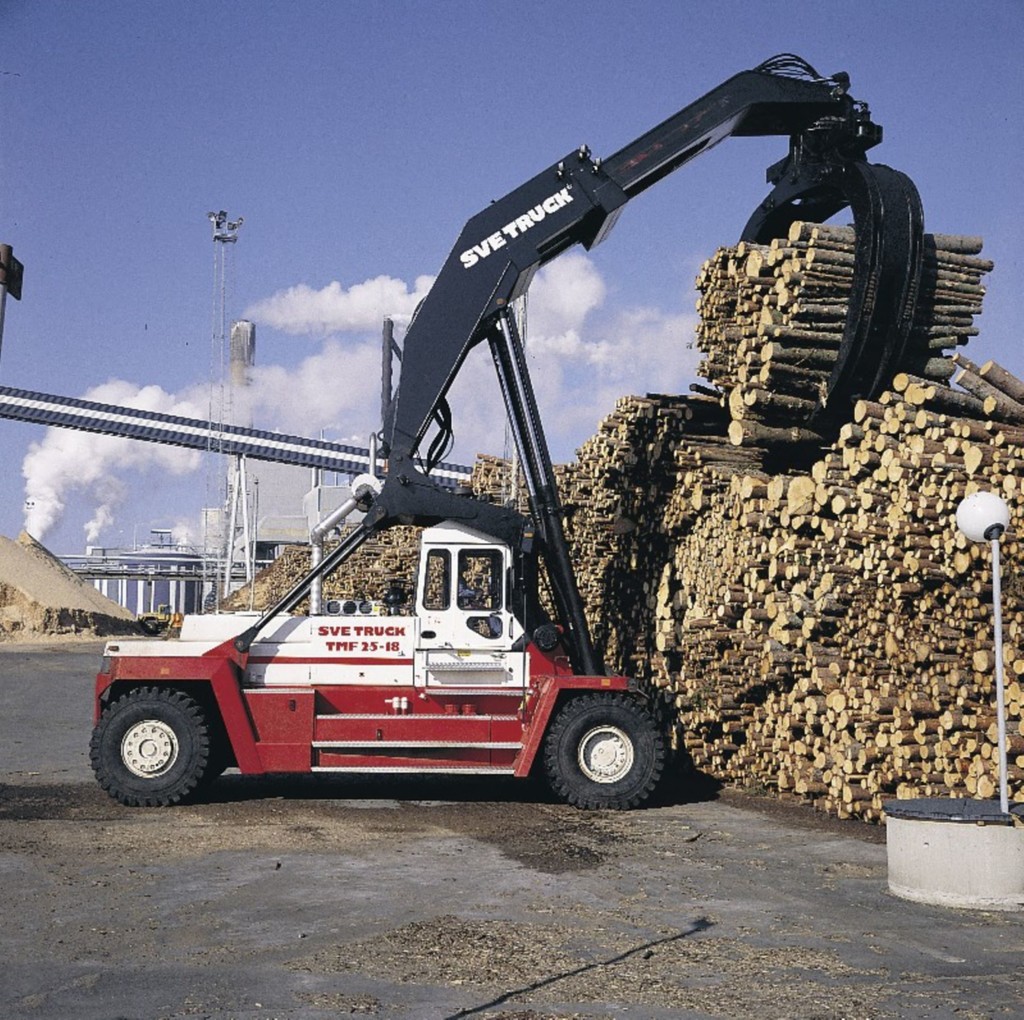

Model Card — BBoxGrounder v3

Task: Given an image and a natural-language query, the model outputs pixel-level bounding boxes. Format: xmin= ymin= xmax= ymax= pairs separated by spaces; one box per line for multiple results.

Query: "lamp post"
xmin=956 ymin=491 xmax=1012 ymax=815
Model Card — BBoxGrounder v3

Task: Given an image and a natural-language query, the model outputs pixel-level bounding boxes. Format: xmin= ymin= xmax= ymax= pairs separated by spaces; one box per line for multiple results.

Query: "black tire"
xmin=138 ymin=618 xmax=163 ymax=636
xmin=90 ymin=687 xmax=215 ymax=807
xmin=543 ymin=693 xmax=666 ymax=809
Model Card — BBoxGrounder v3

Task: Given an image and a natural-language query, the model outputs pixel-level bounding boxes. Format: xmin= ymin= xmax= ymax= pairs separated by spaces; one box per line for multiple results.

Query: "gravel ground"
xmin=1 ymin=643 xmax=1022 ymax=1019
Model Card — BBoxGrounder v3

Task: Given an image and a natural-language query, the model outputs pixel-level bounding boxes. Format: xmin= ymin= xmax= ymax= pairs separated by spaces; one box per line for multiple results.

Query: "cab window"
xmin=457 ymin=550 xmax=502 ymax=611
xmin=422 ymin=549 xmax=451 ymax=611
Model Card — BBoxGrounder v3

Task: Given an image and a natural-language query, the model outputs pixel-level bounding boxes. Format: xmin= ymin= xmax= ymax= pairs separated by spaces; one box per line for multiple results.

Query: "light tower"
xmin=207 ymin=210 xmax=244 ymax=425
xmin=204 ymin=210 xmax=252 ymax=600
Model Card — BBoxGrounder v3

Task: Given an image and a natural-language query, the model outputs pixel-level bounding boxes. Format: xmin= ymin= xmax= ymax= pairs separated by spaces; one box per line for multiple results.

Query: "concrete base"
xmin=885 ymin=799 xmax=1024 ymax=911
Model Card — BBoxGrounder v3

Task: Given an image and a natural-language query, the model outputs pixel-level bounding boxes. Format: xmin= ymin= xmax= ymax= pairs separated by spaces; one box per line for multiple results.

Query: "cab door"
xmin=414 ymin=544 xmax=526 ymax=688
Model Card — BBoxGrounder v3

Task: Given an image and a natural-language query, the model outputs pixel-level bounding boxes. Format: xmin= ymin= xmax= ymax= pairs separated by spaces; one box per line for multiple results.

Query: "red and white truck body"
xmin=93 ymin=523 xmax=661 ymax=807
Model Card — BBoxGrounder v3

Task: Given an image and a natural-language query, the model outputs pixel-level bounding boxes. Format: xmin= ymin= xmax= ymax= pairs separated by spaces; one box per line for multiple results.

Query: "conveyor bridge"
xmin=0 ymin=384 xmax=472 ymax=486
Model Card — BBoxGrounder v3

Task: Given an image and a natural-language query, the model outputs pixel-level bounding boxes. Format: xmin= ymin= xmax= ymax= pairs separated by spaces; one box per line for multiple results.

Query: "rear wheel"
xmin=543 ymin=693 xmax=665 ymax=809
xmin=90 ymin=687 xmax=215 ymax=806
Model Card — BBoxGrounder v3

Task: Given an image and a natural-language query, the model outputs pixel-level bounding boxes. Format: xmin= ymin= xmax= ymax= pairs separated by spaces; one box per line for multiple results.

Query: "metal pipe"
xmin=223 ymin=458 xmax=241 ymax=597
xmin=0 ymin=244 xmax=13 ymax=364
xmin=991 ymin=536 xmax=1010 ymax=815
xmin=488 ymin=312 xmax=603 ymax=676
xmin=0 ymin=275 xmax=8 ymax=362
xmin=238 ymin=457 xmax=252 ymax=583
xmin=308 ymin=495 xmax=360 ymax=614
xmin=381 ymin=317 xmax=395 ymax=431
xmin=235 ymin=518 xmax=375 ymax=653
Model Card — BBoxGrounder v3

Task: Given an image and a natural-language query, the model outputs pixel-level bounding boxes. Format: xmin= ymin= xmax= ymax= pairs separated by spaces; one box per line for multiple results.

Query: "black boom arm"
xmin=386 ymin=58 xmax=872 ymax=461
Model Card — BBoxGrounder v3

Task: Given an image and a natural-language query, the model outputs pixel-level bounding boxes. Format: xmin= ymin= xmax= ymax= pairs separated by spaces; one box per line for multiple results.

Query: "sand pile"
xmin=0 ymin=532 xmax=137 ymax=641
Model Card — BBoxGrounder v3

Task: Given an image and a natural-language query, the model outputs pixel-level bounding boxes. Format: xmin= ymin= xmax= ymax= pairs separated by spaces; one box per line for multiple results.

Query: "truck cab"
xmin=169 ymin=523 xmax=534 ymax=691
xmin=414 ymin=522 xmax=529 ymax=687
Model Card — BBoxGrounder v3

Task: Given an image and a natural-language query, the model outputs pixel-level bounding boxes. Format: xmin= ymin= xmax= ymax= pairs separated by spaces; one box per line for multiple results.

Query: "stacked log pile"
xmin=555 ymin=224 xmax=1024 ymax=820
xmin=564 ymin=382 xmax=1024 ymax=820
xmin=221 ymin=525 xmax=420 ymax=613
xmin=694 ymin=223 xmax=991 ymax=448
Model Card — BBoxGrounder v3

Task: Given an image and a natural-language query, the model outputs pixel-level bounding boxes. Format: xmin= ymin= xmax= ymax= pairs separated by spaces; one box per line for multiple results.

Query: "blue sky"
xmin=1 ymin=0 xmax=1022 ymax=552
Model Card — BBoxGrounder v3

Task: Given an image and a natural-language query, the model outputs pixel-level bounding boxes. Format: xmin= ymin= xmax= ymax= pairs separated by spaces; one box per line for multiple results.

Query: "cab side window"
xmin=422 ymin=549 xmax=451 ymax=611
xmin=457 ymin=550 xmax=502 ymax=611
xmin=457 ymin=549 xmax=504 ymax=638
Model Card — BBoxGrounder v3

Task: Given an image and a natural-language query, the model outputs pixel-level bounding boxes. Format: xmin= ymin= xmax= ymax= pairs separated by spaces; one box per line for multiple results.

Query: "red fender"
xmin=95 ymin=638 xmax=264 ymax=774
xmin=514 ymin=673 xmax=631 ymax=777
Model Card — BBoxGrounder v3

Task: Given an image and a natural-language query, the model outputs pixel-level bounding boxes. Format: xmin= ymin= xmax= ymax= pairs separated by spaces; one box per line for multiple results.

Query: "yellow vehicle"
xmin=137 ymin=604 xmax=183 ymax=636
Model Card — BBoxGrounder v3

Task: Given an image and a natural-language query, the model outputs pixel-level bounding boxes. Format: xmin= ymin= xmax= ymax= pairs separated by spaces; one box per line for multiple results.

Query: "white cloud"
xmin=245 ymin=338 xmax=383 ymax=438
xmin=238 ymin=253 xmax=695 ymax=464
xmin=526 ymin=252 xmax=606 ymax=337
xmin=441 ymin=255 xmax=699 ymax=464
xmin=244 ymin=274 xmax=435 ymax=335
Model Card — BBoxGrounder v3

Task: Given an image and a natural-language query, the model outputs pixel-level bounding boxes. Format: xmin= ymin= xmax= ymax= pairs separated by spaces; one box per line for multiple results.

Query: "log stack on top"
xmin=694 ymin=222 xmax=991 ymax=449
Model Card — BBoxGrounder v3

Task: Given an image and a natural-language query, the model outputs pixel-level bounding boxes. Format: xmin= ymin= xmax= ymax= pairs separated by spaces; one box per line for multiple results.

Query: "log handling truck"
xmin=91 ymin=55 xmax=925 ymax=809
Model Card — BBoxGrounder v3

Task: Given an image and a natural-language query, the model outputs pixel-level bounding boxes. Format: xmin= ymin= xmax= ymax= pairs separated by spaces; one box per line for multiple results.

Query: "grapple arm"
xmin=239 ymin=57 xmax=924 ymax=672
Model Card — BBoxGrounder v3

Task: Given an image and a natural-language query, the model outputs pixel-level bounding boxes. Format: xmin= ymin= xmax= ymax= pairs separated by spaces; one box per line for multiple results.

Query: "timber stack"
xmin=554 ymin=221 xmax=1023 ymax=821
xmin=221 ymin=526 xmax=420 ymax=613
xmin=693 ymin=222 xmax=990 ymax=449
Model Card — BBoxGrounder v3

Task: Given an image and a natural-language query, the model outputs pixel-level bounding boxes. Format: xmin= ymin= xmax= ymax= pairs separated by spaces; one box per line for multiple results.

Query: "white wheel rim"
xmin=577 ymin=724 xmax=634 ymax=784
xmin=121 ymin=720 xmax=179 ymax=778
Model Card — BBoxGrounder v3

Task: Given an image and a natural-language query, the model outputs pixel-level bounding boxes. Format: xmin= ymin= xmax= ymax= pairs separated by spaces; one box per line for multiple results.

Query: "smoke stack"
xmin=230 ymin=320 xmax=255 ymax=389
xmin=229 ymin=320 xmax=255 ymax=427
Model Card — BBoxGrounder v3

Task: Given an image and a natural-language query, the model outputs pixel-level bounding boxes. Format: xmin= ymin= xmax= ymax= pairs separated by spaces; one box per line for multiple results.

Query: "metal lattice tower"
xmin=206 ymin=210 xmax=245 ymax=594
xmin=208 ymin=210 xmax=244 ymax=426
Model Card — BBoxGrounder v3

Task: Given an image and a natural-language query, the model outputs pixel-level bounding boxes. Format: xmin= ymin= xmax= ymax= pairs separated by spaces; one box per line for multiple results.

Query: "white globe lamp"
xmin=956 ymin=491 xmax=1010 ymax=543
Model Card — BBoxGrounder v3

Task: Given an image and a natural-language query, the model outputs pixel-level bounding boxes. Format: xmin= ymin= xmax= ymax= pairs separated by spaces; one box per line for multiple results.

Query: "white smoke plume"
xmin=22 ymin=381 xmax=205 ymax=542
xmin=170 ymin=520 xmax=196 ymax=547
xmin=83 ymin=482 xmax=122 ymax=544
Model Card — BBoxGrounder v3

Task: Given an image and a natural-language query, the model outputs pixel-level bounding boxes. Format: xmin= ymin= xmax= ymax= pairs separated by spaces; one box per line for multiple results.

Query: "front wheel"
xmin=90 ymin=687 xmax=216 ymax=807
xmin=543 ymin=693 xmax=665 ymax=809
